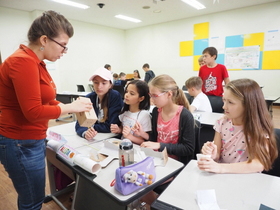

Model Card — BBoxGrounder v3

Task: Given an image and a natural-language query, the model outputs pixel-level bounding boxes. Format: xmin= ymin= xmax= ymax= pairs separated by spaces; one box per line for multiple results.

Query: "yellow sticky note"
xmin=180 ymin=41 xmax=193 ymax=56
xmin=194 ymin=22 xmax=209 ymax=40
xmin=262 ymin=50 xmax=280 ymax=69
xmin=244 ymin=33 xmax=264 ymax=51
xmin=193 ymin=55 xmax=201 ymax=71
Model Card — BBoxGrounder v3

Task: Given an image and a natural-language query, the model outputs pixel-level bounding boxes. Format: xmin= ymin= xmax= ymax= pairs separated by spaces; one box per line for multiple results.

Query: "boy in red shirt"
xmin=199 ymin=47 xmax=230 ymax=96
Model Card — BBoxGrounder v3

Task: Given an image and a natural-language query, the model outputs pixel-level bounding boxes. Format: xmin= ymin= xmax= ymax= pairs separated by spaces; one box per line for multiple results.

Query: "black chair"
xmin=207 ymin=95 xmax=224 ymax=113
xmin=184 ymin=92 xmax=194 ymax=104
xmin=262 ymin=128 xmax=280 ymax=177
xmin=182 ymin=85 xmax=187 ymax=91
xmin=77 ymin=85 xmax=85 ymax=92
xmin=112 ymin=85 xmax=125 ymax=99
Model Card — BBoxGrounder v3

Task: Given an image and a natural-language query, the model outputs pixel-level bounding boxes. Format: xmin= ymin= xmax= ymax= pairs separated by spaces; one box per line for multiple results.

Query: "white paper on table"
xmin=74 ymin=154 xmax=101 ymax=174
xmin=196 ymin=189 xmax=221 ymax=210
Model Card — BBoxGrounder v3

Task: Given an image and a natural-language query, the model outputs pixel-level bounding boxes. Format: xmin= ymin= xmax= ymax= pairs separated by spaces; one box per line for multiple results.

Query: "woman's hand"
xmin=70 ymin=97 xmax=92 ymax=112
xmin=110 ymin=124 xmax=121 ymax=134
xmin=140 ymin=141 xmax=160 ymax=150
xmin=201 ymin=141 xmax=217 ymax=159
xmin=197 ymin=158 xmax=222 ymax=173
xmin=84 ymin=127 xmax=98 ymax=140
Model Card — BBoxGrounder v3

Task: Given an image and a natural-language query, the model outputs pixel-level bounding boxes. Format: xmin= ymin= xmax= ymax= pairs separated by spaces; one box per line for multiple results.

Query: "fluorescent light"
xmin=181 ymin=0 xmax=206 ymax=10
xmin=52 ymin=0 xmax=89 ymax=9
xmin=115 ymin=15 xmax=142 ymax=23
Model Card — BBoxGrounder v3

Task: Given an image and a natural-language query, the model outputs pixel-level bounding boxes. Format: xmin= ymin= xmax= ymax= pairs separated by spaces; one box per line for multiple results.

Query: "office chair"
xmin=262 ymin=128 xmax=280 ymax=177
xmin=77 ymin=84 xmax=85 ymax=92
xmin=112 ymin=85 xmax=125 ymax=99
xmin=207 ymin=95 xmax=224 ymax=113
xmin=182 ymin=85 xmax=187 ymax=91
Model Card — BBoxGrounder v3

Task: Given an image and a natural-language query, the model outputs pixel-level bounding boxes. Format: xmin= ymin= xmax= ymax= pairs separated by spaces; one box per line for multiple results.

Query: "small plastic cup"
xmin=196 ymin=153 xmax=211 ymax=160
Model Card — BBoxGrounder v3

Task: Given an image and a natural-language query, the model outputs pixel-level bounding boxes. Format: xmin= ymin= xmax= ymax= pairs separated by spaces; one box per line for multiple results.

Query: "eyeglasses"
xmin=148 ymin=92 xmax=166 ymax=98
xmin=48 ymin=37 xmax=68 ymax=52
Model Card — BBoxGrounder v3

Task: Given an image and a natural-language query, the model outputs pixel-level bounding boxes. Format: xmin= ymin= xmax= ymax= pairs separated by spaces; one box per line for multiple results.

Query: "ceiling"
xmin=0 ymin=0 xmax=278 ymax=30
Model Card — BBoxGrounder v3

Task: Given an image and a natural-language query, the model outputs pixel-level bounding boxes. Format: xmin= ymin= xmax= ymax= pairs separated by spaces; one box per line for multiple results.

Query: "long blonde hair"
xmin=149 ymin=74 xmax=190 ymax=109
xmin=225 ymin=79 xmax=277 ymax=171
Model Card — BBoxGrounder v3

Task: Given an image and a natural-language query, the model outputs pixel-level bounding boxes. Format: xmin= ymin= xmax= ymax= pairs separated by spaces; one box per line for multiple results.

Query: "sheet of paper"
xmin=196 ymin=189 xmax=220 ymax=210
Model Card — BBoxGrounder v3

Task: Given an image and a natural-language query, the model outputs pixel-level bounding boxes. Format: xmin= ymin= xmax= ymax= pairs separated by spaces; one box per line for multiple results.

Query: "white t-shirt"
xmin=119 ymin=110 xmax=152 ymax=133
xmin=191 ymin=92 xmax=212 ymax=112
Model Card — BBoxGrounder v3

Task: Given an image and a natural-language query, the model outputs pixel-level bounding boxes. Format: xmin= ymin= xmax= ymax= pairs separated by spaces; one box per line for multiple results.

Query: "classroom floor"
xmin=0 ymin=106 xmax=280 ymax=210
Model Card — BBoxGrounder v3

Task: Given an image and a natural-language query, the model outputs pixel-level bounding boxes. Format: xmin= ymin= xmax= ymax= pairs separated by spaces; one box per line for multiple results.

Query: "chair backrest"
xmin=77 ymin=85 xmax=85 ymax=92
xmin=263 ymin=128 xmax=280 ymax=177
xmin=207 ymin=95 xmax=224 ymax=113
xmin=113 ymin=85 xmax=125 ymax=99
xmin=184 ymin=92 xmax=194 ymax=104
xmin=182 ymin=85 xmax=187 ymax=91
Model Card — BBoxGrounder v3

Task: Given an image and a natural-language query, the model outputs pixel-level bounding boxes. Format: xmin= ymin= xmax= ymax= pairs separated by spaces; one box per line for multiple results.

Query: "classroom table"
xmin=151 ymin=160 xmax=280 ymax=210
xmin=45 ymin=122 xmax=184 ymax=210
xmin=193 ymin=111 xmax=224 ymax=126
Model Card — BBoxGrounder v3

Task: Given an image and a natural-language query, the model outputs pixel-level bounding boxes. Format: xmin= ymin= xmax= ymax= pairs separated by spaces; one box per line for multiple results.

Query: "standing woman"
xmin=0 ymin=11 xmax=92 ymax=210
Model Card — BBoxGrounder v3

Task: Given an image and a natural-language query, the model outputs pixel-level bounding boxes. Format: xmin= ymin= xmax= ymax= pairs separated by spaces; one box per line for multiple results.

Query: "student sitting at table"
xmin=75 ymin=67 xmax=123 ymax=140
xmin=110 ymin=80 xmax=151 ymax=145
xmin=198 ymin=78 xmax=278 ymax=174
xmin=140 ymin=74 xmax=195 ymax=164
xmin=185 ymin=76 xmax=212 ymax=113
xmin=139 ymin=74 xmax=195 ymax=205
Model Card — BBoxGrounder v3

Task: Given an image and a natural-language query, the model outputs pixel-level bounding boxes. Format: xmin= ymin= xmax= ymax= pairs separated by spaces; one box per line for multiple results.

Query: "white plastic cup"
xmin=196 ymin=153 xmax=211 ymax=160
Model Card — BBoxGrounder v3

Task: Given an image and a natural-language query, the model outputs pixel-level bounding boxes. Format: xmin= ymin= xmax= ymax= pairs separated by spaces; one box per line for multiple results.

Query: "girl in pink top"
xmin=198 ymin=79 xmax=278 ymax=174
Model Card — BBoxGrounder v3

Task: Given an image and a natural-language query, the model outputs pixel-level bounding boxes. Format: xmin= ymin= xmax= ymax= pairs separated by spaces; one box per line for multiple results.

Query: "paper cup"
xmin=196 ymin=153 xmax=211 ymax=160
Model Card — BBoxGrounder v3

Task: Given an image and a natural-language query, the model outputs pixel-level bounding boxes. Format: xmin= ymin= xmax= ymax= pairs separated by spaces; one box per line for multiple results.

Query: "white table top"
xmin=155 ymin=160 xmax=280 ymax=210
xmin=47 ymin=122 xmax=184 ymax=202
xmin=265 ymin=96 xmax=280 ymax=102
xmin=57 ymin=91 xmax=91 ymax=96
xmin=193 ymin=111 xmax=224 ymax=126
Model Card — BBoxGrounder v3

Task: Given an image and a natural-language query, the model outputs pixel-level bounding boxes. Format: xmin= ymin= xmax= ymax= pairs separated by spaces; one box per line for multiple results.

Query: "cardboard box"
xmin=75 ymin=97 xmax=97 ymax=127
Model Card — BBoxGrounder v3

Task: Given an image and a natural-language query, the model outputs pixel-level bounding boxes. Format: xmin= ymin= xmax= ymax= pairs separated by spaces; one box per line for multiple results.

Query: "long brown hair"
xmin=225 ymin=79 xmax=277 ymax=170
xmin=149 ymin=74 xmax=190 ymax=109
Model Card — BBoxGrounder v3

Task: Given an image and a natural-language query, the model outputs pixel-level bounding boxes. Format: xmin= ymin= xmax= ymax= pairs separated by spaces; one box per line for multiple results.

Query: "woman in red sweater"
xmin=0 ymin=11 xmax=92 ymax=210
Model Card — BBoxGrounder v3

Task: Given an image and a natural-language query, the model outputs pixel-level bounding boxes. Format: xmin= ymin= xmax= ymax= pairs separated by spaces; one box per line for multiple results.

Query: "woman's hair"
xmin=134 ymin=70 xmax=141 ymax=79
xmin=28 ymin=10 xmax=74 ymax=43
xmin=149 ymin=74 xmax=190 ymax=109
xmin=120 ymin=80 xmax=150 ymax=114
xmin=225 ymin=78 xmax=277 ymax=171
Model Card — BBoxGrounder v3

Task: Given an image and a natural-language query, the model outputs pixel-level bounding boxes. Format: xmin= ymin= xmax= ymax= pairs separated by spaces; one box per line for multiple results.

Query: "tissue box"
xmin=75 ymin=97 xmax=97 ymax=127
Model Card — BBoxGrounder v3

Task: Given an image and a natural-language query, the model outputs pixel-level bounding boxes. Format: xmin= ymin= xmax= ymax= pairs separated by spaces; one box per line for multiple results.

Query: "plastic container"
xmin=119 ymin=139 xmax=134 ymax=166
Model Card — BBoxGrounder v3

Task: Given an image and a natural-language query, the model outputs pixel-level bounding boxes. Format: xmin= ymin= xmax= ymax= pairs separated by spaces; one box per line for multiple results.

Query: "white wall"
xmin=125 ymin=1 xmax=280 ymax=100
xmin=0 ymin=7 xmax=125 ymax=92
xmin=1 ymin=2 xmax=280 ymax=99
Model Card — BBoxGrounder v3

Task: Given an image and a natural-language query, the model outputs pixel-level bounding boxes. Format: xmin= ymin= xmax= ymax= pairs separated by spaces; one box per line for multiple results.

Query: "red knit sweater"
xmin=0 ymin=45 xmax=61 ymax=140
